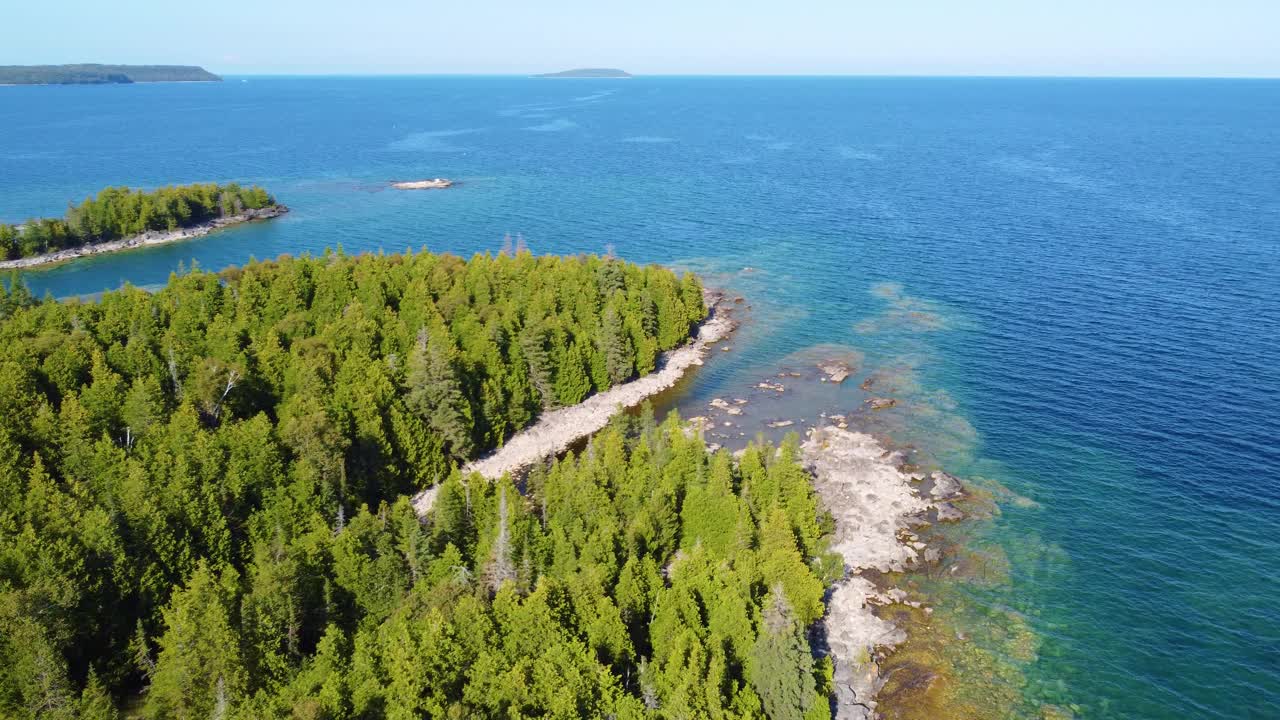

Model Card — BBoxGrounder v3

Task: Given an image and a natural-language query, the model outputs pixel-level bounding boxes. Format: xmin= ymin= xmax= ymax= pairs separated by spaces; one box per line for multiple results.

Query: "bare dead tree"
xmin=211 ymin=368 xmax=240 ymax=422
xmin=211 ymin=676 xmax=228 ymax=720
xmin=166 ymin=346 xmax=182 ymax=399
xmin=488 ymin=484 xmax=516 ymax=593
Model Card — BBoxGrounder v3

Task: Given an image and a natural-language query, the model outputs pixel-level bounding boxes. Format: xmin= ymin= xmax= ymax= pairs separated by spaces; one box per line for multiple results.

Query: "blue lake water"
xmin=2 ymin=76 xmax=1278 ymax=718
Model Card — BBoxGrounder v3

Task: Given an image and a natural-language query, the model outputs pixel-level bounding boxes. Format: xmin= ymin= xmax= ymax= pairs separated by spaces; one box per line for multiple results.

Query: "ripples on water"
xmin=2 ymin=76 xmax=1278 ymax=718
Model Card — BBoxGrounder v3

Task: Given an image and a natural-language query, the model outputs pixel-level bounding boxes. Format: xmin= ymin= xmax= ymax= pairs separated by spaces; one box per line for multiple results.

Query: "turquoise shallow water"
xmin=2 ymin=76 xmax=1278 ymax=718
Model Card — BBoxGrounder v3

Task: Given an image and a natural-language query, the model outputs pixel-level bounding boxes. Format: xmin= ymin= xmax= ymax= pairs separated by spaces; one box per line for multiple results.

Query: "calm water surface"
xmin=2 ymin=76 xmax=1278 ymax=718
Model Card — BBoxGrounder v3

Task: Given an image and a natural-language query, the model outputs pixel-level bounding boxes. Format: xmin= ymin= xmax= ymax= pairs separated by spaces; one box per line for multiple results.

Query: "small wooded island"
xmin=534 ymin=67 xmax=632 ymax=78
xmin=0 ymin=183 xmax=285 ymax=268
xmin=0 ymin=64 xmax=220 ymax=85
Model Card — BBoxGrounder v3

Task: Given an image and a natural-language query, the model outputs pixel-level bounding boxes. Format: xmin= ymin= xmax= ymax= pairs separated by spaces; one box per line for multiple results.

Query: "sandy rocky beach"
xmin=0 ymin=205 xmax=288 ymax=270
xmin=411 ymin=288 xmax=965 ymax=719
xmin=413 ymin=290 xmax=738 ymax=514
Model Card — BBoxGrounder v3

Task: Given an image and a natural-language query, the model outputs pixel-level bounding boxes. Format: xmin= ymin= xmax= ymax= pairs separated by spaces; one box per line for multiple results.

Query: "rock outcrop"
xmin=802 ymin=427 xmax=964 ymax=719
xmin=391 ymin=178 xmax=453 ymax=190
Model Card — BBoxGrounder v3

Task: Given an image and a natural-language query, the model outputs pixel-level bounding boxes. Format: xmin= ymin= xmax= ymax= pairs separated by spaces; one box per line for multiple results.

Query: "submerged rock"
xmin=867 ymin=397 xmax=897 ymax=410
xmin=820 ymin=360 xmax=854 ymax=383
xmin=935 ymin=502 xmax=964 ymax=522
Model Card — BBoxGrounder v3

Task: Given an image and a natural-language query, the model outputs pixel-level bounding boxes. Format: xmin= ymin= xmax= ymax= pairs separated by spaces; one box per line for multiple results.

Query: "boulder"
xmin=928 ymin=471 xmax=964 ymax=499
xmin=819 ymin=360 xmax=853 ymax=383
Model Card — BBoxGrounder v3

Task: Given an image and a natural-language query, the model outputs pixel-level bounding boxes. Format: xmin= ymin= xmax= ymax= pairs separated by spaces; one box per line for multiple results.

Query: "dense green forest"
xmin=0 ymin=249 xmax=849 ymax=718
xmin=0 ymin=183 xmax=277 ymax=260
xmin=0 ymin=65 xmax=220 ymax=85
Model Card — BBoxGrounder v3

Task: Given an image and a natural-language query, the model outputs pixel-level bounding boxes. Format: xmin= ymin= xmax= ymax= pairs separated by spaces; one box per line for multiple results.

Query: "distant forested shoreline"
xmin=0 ymin=64 xmax=220 ymax=85
xmin=0 ymin=183 xmax=279 ymax=261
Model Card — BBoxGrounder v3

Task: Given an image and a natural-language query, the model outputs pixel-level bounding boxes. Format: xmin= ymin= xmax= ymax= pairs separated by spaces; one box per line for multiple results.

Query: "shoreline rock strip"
xmin=413 ymin=294 xmax=736 ymax=516
xmin=0 ymin=205 xmax=289 ymax=271
xmin=801 ymin=426 xmax=962 ymax=720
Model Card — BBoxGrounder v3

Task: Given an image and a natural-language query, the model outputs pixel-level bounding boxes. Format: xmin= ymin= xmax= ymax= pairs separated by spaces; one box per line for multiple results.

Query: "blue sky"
xmin=4 ymin=0 xmax=1279 ymax=77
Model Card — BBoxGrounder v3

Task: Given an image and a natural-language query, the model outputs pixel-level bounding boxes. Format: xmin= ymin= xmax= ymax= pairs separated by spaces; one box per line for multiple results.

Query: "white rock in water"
xmin=392 ymin=178 xmax=453 ymax=189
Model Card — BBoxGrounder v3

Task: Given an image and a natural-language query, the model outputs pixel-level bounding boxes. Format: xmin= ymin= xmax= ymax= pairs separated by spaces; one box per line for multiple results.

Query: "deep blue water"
xmin=2 ymin=76 xmax=1278 ymax=718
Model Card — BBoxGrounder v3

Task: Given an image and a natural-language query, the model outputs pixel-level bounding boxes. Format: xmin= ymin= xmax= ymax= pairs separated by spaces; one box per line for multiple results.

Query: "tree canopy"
xmin=0 ymin=183 xmax=277 ymax=260
xmin=0 ymin=248 xmax=805 ymax=718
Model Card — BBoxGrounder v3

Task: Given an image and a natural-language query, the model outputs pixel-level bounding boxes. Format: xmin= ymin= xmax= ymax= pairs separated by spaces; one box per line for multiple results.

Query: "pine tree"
xmin=519 ymin=323 xmax=556 ymax=409
xmin=749 ymin=586 xmax=819 ymax=720
xmin=405 ymin=329 xmax=474 ymax=460
xmin=77 ymin=669 xmax=119 ymax=720
xmin=599 ymin=302 xmax=634 ymax=385
xmin=554 ymin=341 xmax=592 ymax=406
xmin=147 ymin=562 xmax=248 ymax=719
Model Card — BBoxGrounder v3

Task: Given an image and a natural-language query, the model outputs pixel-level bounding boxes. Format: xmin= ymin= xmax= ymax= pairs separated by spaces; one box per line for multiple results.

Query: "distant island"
xmin=534 ymin=68 xmax=632 ymax=78
xmin=0 ymin=183 xmax=285 ymax=269
xmin=0 ymin=64 xmax=221 ymax=85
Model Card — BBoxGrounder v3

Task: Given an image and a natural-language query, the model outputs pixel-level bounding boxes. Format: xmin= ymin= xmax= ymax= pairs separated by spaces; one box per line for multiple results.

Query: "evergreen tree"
xmin=599 ymin=301 xmax=635 ymax=385
xmin=146 ymin=562 xmax=247 ymax=719
xmin=554 ymin=341 xmax=591 ymax=406
xmin=749 ymin=587 xmax=820 ymax=720
xmin=405 ymin=330 xmax=474 ymax=461
xmin=518 ymin=323 xmax=556 ymax=409
xmin=77 ymin=670 xmax=119 ymax=720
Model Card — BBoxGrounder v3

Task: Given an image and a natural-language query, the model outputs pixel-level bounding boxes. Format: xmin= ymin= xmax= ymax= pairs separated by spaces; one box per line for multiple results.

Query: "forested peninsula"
xmin=0 ymin=249 xmax=850 ymax=719
xmin=0 ymin=65 xmax=220 ymax=85
xmin=0 ymin=183 xmax=285 ymax=268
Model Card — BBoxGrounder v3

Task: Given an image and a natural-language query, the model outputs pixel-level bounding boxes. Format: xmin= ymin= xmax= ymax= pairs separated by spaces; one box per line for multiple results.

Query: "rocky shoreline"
xmin=413 ymin=291 xmax=736 ymax=515
xmin=409 ymin=289 xmax=964 ymax=718
xmin=0 ymin=204 xmax=289 ymax=270
xmin=803 ymin=426 xmax=965 ymax=719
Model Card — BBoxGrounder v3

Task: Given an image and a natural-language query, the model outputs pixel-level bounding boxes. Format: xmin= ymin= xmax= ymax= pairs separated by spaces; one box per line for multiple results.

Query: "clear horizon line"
xmin=211 ymin=70 xmax=1280 ymax=81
